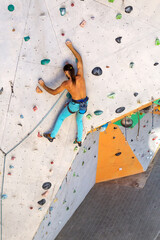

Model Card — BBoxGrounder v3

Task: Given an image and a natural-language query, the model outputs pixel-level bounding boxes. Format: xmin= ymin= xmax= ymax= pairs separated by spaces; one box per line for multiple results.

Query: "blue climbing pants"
xmin=50 ymin=100 xmax=88 ymax=142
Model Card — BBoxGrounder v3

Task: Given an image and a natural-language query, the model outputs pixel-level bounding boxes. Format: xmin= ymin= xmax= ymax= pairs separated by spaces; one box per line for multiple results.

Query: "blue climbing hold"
xmin=100 ymin=123 xmax=108 ymax=132
xmin=92 ymin=67 xmax=102 ymax=76
xmin=94 ymin=110 xmax=103 ymax=115
xmin=2 ymin=194 xmax=8 ymax=200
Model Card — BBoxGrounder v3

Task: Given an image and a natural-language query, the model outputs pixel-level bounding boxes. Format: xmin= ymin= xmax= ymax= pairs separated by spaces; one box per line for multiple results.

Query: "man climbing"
xmin=38 ymin=40 xmax=88 ymax=147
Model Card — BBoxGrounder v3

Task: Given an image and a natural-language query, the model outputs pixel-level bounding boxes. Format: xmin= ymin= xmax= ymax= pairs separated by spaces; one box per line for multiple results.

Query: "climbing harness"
xmin=68 ymin=97 xmax=89 ymax=114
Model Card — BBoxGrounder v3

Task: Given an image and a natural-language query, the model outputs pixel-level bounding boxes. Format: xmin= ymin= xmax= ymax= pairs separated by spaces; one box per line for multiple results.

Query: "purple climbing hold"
xmin=115 ymin=37 xmax=122 ymax=43
xmin=92 ymin=67 xmax=102 ymax=76
xmin=42 ymin=182 xmax=52 ymax=190
xmin=125 ymin=6 xmax=133 ymax=14
xmin=115 ymin=107 xmax=125 ymax=113
xmin=37 ymin=199 xmax=46 ymax=206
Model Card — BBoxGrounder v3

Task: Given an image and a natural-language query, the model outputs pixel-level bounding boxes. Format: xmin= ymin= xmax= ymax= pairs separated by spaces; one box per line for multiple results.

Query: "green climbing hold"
xmin=94 ymin=110 xmax=103 ymax=115
xmin=24 ymin=36 xmax=30 ymax=42
xmin=108 ymin=0 xmax=114 ymax=2
xmin=155 ymin=38 xmax=160 ymax=46
xmin=86 ymin=114 xmax=92 ymax=119
xmin=73 ymin=189 xmax=76 ymax=193
xmin=74 ymin=146 xmax=78 ymax=151
xmin=8 ymin=4 xmax=15 ymax=12
xmin=130 ymin=62 xmax=134 ymax=68
xmin=83 ymin=148 xmax=87 ymax=153
xmin=66 ymin=207 xmax=69 ymax=211
xmin=116 ymin=13 xmax=122 ymax=19
xmin=66 ymin=92 xmax=72 ymax=99
xmin=73 ymin=172 xmax=76 ymax=177
xmin=82 ymin=161 xmax=84 ymax=166
xmin=41 ymin=59 xmax=50 ymax=65
xmin=107 ymin=92 xmax=115 ymax=99
xmin=60 ymin=8 xmax=66 ymax=16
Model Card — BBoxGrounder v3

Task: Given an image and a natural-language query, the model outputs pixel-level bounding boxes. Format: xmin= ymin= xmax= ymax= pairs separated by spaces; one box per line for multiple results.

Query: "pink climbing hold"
xmin=11 ymin=156 xmax=15 ymax=160
xmin=42 ymin=190 xmax=49 ymax=197
xmin=37 ymin=132 xmax=42 ymax=138
xmin=33 ymin=106 xmax=38 ymax=111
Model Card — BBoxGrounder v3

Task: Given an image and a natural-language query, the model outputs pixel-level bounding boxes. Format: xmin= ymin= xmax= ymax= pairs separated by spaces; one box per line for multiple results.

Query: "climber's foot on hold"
xmin=43 ymin=133 xmax=55 ymax=142
xmin=73 ymin=138 xmax=82 ymax=147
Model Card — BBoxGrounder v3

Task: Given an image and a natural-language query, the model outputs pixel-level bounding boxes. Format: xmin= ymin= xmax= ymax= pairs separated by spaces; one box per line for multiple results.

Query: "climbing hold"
xmin=20 ymin=114 xmax=24 ymax=119
xmin=66 ymin=207 xmax=69 ymax=211
xmin=33 ymin=106 xmax=38 ymax=111
xmin=0 ymin=87 xmax=3 ymax=95
xmin=37 ymin=132 xmax=42 ymax=138
xmin=50 ymin=161 xmax=54 ymax=164
xmin=17 ymin=123 xmax=22 ymax=127
xmin=125 ymin=6 xmax=133 ymax=14
xmin=121 ymin=117 xmax=133 ymax=128
xmin=115 ymin=107 xmax=125 ymax=113
xmin=100 ymin=123 xmax=108 ymax=132
xmin=71 ymin=3 xmax=74 ymax=7
xmin=80 ymin=20 xmax=86 ymax=27
xmin=36 ymin=86 xmax=42 ymax=94
xmin=8 ymin=4 xmax=15 ymax=12
xmin=137 ymin=99 xmax=141 ymax=104
xmin=63 ymin=200 xmax=66 ymax=204
xmin=9 ymin=165 xmax=14 ymax=169
xmin=37 ymin=199 xmax=46 ymax=206
xmin=75 ymin=58 xmax=78 ymax=63
xmin=107 ymin=92 xmax=115 ymax=99
xmin=83 ymin=148 xmax=87 ymax=153
xmin=108 ymin=0 xmax=114 ymax=2
xmin=154 ymin=62 xmax=159 ymax=66
xmin=106 ymin=66 xmax=110 ymax=68
xmin=152 ymin=136 xmax=158 ymax=141
xmin=94 ymin=110 xmax=103 ymax=115
xmin=61 ymin=32 xmax=65 ymax=36
xmin=155 ymin=38 xmax=160 ymax=46
xmin=30 ymin=206 xmax=33 ymax=210
xmin=11 ymin=156 xmax=15 ymax=160
xmin=48 ymin=222 xmax=51 ymax=226
xmin=82 ymin=161 xmax=84 ymax=166
xmin=130 ymin=62 xmax=134 ymax=68
xmin=86 ymin=114 xmax=92 ymax=119
xmin=73 ymin=189 xmax=76 ymax=193
xmin=59 ymin=8 xmax=66 ymax=16
xmin=42 ymin=182 xmax=52 ymax=190
xmin=1 ymin=194 xmax=8 ymax=200
xmin=92 ymin=67 xmax=102 ymax=76
xmin=12 ymin=28 xmax=15 ymax=32
xmin=134 ymin=92 xmax=138 ymax=97
xmin=49 ymin=206 xmax=53 ymax=212
xmin=74 ymin=146 xmax=78 ymax=151
xmin=91 ymin=16 xmax=95 ymax=20
xmin=73 ymin=172 xmax=76 ymax=177
xmin=24 ymin=36 xmax=30 ymax=41
xmin=38 ymin=207 xmax=42 ymax=211
xmin=116 ymin=13 xmax=122 ymax=19
xmin=66 ymin=92 xmax=72 ymax=98
xmin=119 ymin=168 xmax=122 ymax=171
xmin=53 ymin=198 xmax=58 ymax=203
xmin=8 ymin=172 xmax=11 ymax=176
xmin=115 ymin=37 xmax=122 ymax=43
xmin=41 ymin=59 xmax=50 ymax=65
xmin=115 ymin=152 xmax=121 ymax=156
xmin=42 ymin=190 xmax=49 ymax=197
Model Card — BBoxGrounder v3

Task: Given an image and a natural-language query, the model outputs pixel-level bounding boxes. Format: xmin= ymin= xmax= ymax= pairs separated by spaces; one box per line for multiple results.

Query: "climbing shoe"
xmin=73 ymin=138 xmax=82 ymax=147
xmin=43 ymin=133 xmax=55 ymax=142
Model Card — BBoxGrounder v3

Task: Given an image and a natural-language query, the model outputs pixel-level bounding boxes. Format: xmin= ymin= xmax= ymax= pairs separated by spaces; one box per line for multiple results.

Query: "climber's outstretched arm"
xmin=38 ymin=79 xmax=67 ymax=95
xmin=65 ymin=40 xmax=83 ymax=76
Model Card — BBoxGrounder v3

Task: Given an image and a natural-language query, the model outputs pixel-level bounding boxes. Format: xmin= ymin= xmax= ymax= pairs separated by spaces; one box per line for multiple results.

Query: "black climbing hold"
xmin=114 ymin=127 xmax=117 ymax=129
xmin=154 ymin=62 xmax=159 ymax=66
xmin=37 ymin=199 xmax=46 ymax=206
xmin=115 ymin=107 xmax=125 ymax=113
xmin=42 ymin=182 xmax=52 ymax=190
xmin=113 ymin=136 xmax=115 ymax=139
xmin=121 ymin=117 xmax=133 ymax=128
xmin=134 ymin=92 xmax=138 ymax=97
xmin=140 ymin=106 xmax=151 ymax=113
xmin=125 ymin=6 xmax=133 ymax=14
xmin=115 ymin=37 xmax=122 ymax=43
xmin=88 ymin=147 xmax=91 ymax=150
xmin=132 ymin=156 xmax=134 ymax=159
xmin=131 ymin=139 xmax=133 ymax=142
xmin=115 ymin=152 xmax=121 ymax=156
xmin=92 ymin=67 xmax=102 ymax=76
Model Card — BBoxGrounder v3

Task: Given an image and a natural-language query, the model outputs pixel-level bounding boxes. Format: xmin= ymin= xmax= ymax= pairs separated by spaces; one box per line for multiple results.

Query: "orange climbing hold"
xmin=41 ymin=190 xmax=49 ymax=197
xmin=36 ymin=86 xmax=43 ymax=93
xmin=80 ymin=20 xmax=86 ymax=27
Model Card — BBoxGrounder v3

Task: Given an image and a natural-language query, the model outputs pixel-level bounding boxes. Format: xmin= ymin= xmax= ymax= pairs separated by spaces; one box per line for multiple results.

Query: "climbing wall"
xmin=1 ymin=0 xmax=160 ymax=239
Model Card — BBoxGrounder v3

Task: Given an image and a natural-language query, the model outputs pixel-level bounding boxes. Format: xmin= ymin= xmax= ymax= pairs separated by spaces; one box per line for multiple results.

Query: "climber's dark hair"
xmin=63 ymin=64 xmax=76 ymax=85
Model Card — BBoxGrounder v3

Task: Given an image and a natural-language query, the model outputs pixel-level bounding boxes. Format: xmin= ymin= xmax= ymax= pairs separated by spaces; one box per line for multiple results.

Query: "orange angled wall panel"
xmin=96 ymin=123 xmax=144 ymax=183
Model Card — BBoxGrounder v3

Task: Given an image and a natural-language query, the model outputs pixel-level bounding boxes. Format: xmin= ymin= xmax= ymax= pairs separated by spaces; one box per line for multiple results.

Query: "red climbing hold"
xmin=30 ymin=206 xmax=33 ymax=210
xmin=51 ymin=161 xmax=54 ymax=164
xmin=152 ymin=136 xmax=158 ymax=141
xmin=61 ymin=32 xmax=65 ymax=36
xmin=33 ymin=106 xmax=38 ymax=111
xmin=11 ymin=156 xmax=15 ymax=160
xmin=71 ymin=3 xmax=74 ymax=7
xmin=8 ymin=172 xmax=11 ymax=176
